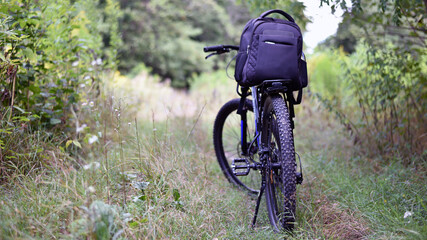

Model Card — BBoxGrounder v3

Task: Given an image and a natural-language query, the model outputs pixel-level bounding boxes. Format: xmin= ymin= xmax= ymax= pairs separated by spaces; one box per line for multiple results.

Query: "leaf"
xmin=139 ymin=195 xmax=146 ymax=201
xmin=50 ymin=118 xmax=61 ymax=125
xmin=22 ymin=48 xmax=37 ymax=63
xmin=13 ymin=106 xmax=27 ymax=114
xmin=66 ymin=140 xmax=73 ymax=148
xmin=173 ymin=189 xmax=180 ymax=201
xmin=73 ymin=140 xmax=82 ymax=148
xmin=129 ymin=221 xmax=139 ymax=228
xmin=0 ymin=52 xmax=6 ymax=61
xmin=44 ymin=62 xmax=54 ymax=69
xmin=140 ymin=218 xmax=148 ymax=223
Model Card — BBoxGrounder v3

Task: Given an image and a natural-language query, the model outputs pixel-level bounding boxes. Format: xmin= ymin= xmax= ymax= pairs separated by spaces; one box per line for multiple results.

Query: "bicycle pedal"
xmin=296 ymin=172 xmax=303 ymax=184
xmin=231 ymin=158 xmax=250 ymax=176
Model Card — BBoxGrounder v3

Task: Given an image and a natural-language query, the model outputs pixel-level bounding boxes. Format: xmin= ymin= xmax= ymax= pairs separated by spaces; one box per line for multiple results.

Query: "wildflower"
xmin=82 ymin=102 xmax=88 ymax=106
xmin=132 ymin=196 xmax=143 ymax=203
xmin=125 ymin=173 xmax=137 ymax=179
xmin=83 ymin=161 xmax=100 ymax=170
xmin=87 ymin=186 xmax=96 ymax=193
xmin=89 ymin=101 xmax=95 ymax=107
xmin=122 ymin=213 xmax=132 ymax=223
xmin=404 ymin=211 xmax=412 ymax=219
xmin=76 ymin=124 xmax=87 ymax=133
xmin=132 ymin=181 xmax=150 ymax=190
xmin=88 ymin=135 xmax=98 ymax=144
xmin=72 ymin=61 xmax=79 ymax=67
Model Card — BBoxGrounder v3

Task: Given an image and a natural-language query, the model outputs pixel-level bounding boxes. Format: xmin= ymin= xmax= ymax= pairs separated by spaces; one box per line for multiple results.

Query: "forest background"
xmin=0 ymin=0 xmax=426 ymax=239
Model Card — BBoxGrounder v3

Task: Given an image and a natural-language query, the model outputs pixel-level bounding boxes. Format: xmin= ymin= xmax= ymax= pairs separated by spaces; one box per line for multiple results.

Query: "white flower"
xmin=122 ymin=213 xmax=132 ymax=222
xmin=404 ymin=211 xmax=413 ymax=219
xmin=89 ymin=101 xmax=94 ymax=107
xmin=84 ymin=75 xmax=91 ymax=80
xmin=72 ymin=61 xmax=79 ymax=67
xmin=87 ymin=186 xmax=96 ymax=193
xmin=96 ymin=58 xmax=102 ymax=65
xmin=88 ymin=135 xmax=98 ymax=144
xmin=126 ymin=173 xmax=137 ymax=179
xmin=79 ymin=83 xmax=86 ymax=88
xmin=82 ymin=102 xmax=88 ymax=106
xmin=83 ymin=161 xmax=100 ymax=170
xmin=76 ymin=124 xmax=87 ymax=133
xmin=132 ymin=196 xmax=143 ymax=203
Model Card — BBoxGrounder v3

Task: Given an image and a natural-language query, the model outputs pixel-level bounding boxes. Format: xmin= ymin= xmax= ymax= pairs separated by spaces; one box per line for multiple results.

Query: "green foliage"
xmin=0 ymin=0 xmax=121 ymax=177
xmin=0 ymin=0 xmax=121 ymax=125
xmin=70 ymin=201 xmax=124 ymax=239
xmin=314 ymin=0 xmax=427 ymax=162
xmin=308 ymin=49 xmax=349 ymax=104
xmin=118 ymin=0 xmax=241 ymax=87
xmin=313 ymin=42 xmax=427 ymax=162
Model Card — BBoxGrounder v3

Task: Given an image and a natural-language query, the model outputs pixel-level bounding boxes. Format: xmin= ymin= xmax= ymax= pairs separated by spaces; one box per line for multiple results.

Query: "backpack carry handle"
xmin=260 ymin=9 xmax=295 ymax=22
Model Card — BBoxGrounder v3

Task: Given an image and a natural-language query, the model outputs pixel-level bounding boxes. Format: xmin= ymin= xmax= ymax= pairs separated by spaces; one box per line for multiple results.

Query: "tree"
xmin=118 ymin=0 xmax=242 ymax=87
xmin=242 ymin=0 xmax=310 ymax=31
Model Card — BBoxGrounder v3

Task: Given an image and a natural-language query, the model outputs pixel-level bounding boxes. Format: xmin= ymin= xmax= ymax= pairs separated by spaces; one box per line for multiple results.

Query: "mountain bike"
xmin=204 ymin=45 xmax=303 ymax=232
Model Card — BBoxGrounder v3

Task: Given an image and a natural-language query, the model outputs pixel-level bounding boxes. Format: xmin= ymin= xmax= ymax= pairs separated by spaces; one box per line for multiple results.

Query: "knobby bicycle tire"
xmin=262 ymin=94 xmax=297 ymax=231
xmin=213 ymin=98 xmax=260 ymax=195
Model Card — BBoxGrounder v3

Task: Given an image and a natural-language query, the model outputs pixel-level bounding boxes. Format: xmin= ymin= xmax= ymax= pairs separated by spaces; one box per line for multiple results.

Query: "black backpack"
xmin=234 ymin=9 xmax=308 ymax=90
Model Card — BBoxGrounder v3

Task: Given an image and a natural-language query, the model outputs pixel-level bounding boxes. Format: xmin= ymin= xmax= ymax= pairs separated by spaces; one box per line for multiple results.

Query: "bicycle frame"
xmin=240 ymin=82 xmax=298 ymax=160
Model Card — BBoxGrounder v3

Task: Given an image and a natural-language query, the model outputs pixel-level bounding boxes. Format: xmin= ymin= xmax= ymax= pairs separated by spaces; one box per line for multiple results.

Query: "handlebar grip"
xmin=204 ymin=45 xmax=224 ymax=52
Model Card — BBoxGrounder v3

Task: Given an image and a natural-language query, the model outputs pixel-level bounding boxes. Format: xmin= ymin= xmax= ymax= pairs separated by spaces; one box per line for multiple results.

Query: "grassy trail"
xmin=0 ymin=73 xmax=425 ymax=239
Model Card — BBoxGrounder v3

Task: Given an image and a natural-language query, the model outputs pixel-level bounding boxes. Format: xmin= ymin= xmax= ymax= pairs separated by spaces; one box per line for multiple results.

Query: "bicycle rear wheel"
xmin=262 ymin=94 xmax=297 ymax=231
xmin=213 ymin=98 xmax=260 ymax=195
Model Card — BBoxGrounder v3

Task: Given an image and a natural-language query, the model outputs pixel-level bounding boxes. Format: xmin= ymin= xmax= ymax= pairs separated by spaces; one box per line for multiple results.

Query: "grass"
xmin=0 ymin=70 xmax=426 ymax=239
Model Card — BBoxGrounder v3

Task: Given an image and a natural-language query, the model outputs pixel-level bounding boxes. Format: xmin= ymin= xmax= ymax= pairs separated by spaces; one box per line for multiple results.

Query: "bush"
xmin=313 ymin=42 xmax=427 ymax=164
xmin=0 ymin=0 xmax=121 ymax=178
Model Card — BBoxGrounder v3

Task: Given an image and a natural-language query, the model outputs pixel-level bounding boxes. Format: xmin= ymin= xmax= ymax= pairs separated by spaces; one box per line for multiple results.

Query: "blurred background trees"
xmin=1 ymin=0 xmax=426 ymax=175
xmin=118 ymin=0 xmax=250 ymax=87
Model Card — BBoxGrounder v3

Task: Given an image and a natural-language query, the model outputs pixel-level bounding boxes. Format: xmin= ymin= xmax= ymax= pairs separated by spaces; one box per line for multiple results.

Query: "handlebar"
xmin=203 ymin=45 xmax=239 ymax=52
xmin=203 ymin=45 xmax=239 ymax=59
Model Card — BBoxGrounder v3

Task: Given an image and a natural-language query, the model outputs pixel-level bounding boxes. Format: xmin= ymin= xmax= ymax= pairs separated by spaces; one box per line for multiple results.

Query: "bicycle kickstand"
xmin=251 ymin=172 xmax=266 ymax=229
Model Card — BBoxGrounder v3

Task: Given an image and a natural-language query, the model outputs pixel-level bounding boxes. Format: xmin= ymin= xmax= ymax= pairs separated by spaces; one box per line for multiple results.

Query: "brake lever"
xmin=205 ymin=52 xmax=217 ymax=59
xmin=205 ymin=49 xmax=230 ymax=59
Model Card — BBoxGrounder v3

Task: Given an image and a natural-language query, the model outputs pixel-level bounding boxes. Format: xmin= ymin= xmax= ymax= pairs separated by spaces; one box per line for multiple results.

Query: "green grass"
xmin=0 ymin=71 xmax=425 ymax=239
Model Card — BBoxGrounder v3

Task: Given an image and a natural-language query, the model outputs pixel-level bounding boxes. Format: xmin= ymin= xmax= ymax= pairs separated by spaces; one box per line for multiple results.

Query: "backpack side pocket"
xmin=234 ymin=51 xmax=247 ymax=82
xmin=299 ymin=58 xmax=308 ymax=89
